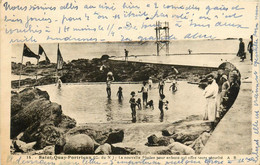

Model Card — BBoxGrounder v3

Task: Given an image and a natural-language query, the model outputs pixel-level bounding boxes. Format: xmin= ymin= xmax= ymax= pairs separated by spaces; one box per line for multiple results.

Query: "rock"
xmin=154 ymin=149 xmax=173 ymax=155
xmin=162 ymin=129 xmax=175 ymax=136
xmin=105 ymin=130 xmax=124 ymax=144
xmin=11 ymin=88 xmax=76 ymax=150
xmin=170 ymin=121 xmax=212 ymax=143
xmin=13 ymin=140 xmax=36 ymax=152
xmin=157 ymin=137 xmax=174 ymax=146
xmin=95 ymin=143 xmax=112 ymax=155
xmin=16 ymin=132 xmax=24 ymax=140
xmin=111 ymin=145 xmax=141 ymax=155
xmin=155 ymin=149 xmax=180 ymax=155
xmin=184 ymin=141 xmax=194 ymax=146
xmin=64 ymin=134 xmax=94 ymax=154
xmin=146 ymin=135 xmax=173 ymax=146
xmin=66 ymin=126 xmax=124 ymax=145
xmin=43 ymin=146 xmax=55 ymax=155
xmin=22 ymin=124 xmax=64 ymax=149
xmin=13 ymin=140 xmax=26 ymax=152
xmin=147 ymin=134 xmax=159 ymax=146
xmin=57 ymin=115 xmax=76 ymax=129
xmin=168 ymin=142 xmax=195 ymax=155
xmin=190 ymin=132 xmax=211 ymax=154
xmin=11 ymin=95 xmax=62 ymax=138
xmin=55 ymin=136 xmax=66 ymax=154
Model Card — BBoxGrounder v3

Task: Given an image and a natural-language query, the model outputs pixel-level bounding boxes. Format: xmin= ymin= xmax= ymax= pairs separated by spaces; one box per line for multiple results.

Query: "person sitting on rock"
xmin=129 ymin=91 xmax=137 ymax=123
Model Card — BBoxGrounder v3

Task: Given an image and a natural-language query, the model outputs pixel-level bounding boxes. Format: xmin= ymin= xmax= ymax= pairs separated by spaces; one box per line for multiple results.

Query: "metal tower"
xmin=155 ymin=21 xmax=170 ymax=56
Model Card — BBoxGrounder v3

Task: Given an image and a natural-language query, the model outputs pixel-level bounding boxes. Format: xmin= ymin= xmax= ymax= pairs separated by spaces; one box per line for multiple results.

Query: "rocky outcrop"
xmin=12 ymin=58 xmax=216 ymax=89
xmin=11 ymin=88 xmax=76 ymax=151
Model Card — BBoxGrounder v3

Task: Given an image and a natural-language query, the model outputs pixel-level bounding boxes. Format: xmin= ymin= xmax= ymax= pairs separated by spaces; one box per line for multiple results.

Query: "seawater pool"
xmin=38 ymin=81 xmax=206 ymax=124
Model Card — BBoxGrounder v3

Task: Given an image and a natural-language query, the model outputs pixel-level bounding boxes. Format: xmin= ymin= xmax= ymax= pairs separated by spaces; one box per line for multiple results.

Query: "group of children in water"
xmin=106 ymin=72 xmax=177 ymax=123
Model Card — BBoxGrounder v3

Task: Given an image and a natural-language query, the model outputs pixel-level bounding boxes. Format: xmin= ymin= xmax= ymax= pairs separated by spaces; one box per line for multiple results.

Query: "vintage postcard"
xmin=1 ymin=0 xmax=259 ymax=164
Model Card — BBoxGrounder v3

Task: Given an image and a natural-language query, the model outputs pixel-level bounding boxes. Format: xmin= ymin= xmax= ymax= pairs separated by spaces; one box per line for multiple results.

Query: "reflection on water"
xmin=38 ymin=82 xmax=206 ymax=124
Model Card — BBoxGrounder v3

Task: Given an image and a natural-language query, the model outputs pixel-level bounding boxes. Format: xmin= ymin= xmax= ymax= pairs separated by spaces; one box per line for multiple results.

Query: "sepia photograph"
xmin=10 ymin=27 xmax=252 ymax=155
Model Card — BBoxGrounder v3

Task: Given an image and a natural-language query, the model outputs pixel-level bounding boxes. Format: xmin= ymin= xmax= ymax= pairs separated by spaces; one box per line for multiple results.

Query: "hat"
xmin=222 ymin=75 xmax=228 ymax=80
xmin=130 ymin=91 xmax=135 ymax=95
xmin=107 ymin=72 xmax=113 ymax=76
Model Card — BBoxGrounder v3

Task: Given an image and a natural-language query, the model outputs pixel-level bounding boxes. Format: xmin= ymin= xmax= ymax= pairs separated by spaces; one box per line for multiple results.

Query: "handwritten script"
xmin=1 ymin=1 xmax=256 ymax=43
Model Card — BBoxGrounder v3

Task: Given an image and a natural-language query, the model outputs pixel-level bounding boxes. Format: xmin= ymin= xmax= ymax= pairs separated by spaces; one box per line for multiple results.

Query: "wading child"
xmin=158 ymin=79 xmax=165 ymax=95
xmin=106 ymin=80 xmax=112 ymax=98
xmin=117 ymin=86 xmax=123 ymax=101
xmin=129 ymin=91 xmax=137 ymax=123
xmin=169 ymin=79 xmax=177 ymax=92
xmin=138 ymin=81 xmax=149 ymax=107
xmin=136 ymin=98 xmax=142 ymax=110
xmin=106 ymin=72 xmax=114 ymax=99
xmin=158 ymin=94 xmax=167 ymax=121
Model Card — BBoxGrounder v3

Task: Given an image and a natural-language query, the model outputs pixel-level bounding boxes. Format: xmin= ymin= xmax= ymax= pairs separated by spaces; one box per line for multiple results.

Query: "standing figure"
xmin=158 ymin=94 xmax=166 ymax=122
xmin=158 ymin=79 xmax=165 ymax=95
xmin=117 ymin=86 xmax=123 ymax=101
xmin=237 ymin=38 xmax=245 ymax=62
xmin=219 ymin=75 xmax=230 ymax=118
xmin=57 ymin=78 xmax=62 ymax=89
xmin=248 ymin=35 xmax=253 ymax=62
xmin=148 ymin=77 xmax=153 ymax=90
xmin=138 ymin=81 xmax=149 ymax=107
xmin=124 ymin=49 xmax=129 ymax=62
xmin=106 ymin=80 xmax=112 ymax=99
xmin=129 ymin=91 xmax=137 ymax=123
xmin=106 ymin=72 xmax=114 ymax=99
xmin=203 ymin=75 xmax=218 ymax=122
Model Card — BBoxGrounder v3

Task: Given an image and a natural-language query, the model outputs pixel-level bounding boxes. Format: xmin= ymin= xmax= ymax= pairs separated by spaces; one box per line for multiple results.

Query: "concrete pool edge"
xmin=201 ymin=57 xmax=252 ymax=154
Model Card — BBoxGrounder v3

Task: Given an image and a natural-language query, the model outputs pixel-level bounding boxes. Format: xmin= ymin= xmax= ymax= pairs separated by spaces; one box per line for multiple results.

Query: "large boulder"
xmin=190 ymin=132 xmax=211 ymax=154
xmin=64 ymin=134 xmax=94 ymax=154
xmin=168 ymin=142 xmax=195 ymax=155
